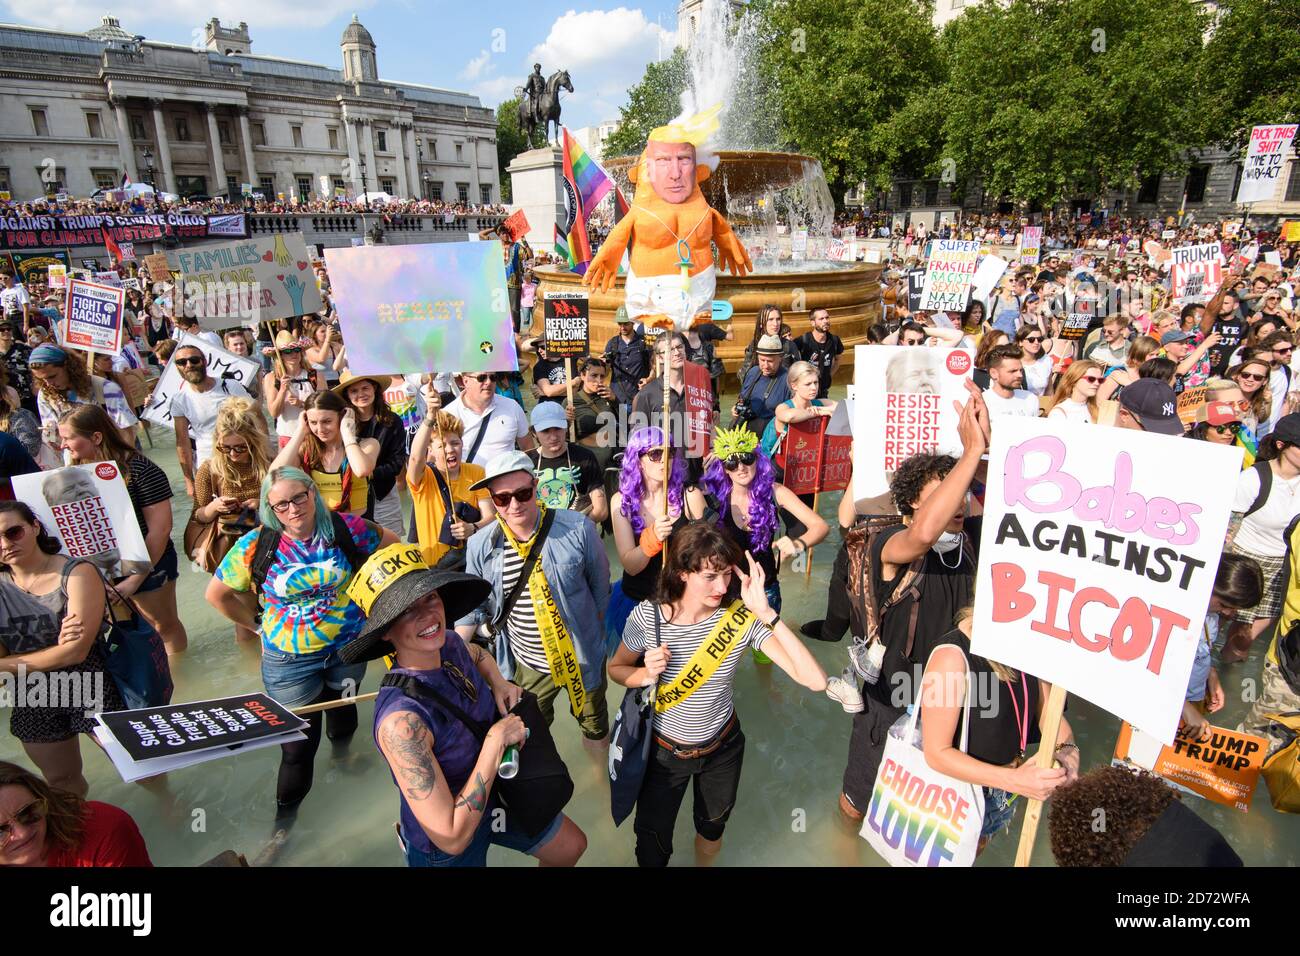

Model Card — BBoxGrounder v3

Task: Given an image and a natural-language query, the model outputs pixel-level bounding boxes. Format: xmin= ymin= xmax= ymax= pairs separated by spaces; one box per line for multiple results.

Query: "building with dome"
xmin=0 ymin=14 xmax=501 ymax=205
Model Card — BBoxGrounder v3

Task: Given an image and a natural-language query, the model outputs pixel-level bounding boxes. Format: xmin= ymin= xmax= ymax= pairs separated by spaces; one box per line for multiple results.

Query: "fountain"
xmin=531 ymin=0 xmax=880 ymax=379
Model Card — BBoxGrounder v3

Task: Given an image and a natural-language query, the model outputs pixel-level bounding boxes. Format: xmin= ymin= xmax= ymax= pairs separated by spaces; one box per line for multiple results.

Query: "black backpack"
xmin=249 ymin=512 xmax=370 ymax=599
xmin=1272 ymin=513 xmax=1300 ymax=694
xmin=1243 ymin=460 xmax=1274 ymax=520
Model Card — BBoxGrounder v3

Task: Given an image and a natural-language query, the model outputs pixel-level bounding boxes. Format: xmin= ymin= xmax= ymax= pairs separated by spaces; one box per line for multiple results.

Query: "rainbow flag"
xmin=561 ymin=127 xmax=616 ymax=274
xmin=1237 ymin=424 xmax=1258 ymax=469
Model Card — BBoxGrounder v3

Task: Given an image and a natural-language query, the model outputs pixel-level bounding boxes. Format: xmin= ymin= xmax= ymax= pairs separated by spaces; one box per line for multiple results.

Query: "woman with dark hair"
xmin=607 ymin=426 xmax=707 ymax=654
xmin=1014 ymin=322 xmax=1054 ymax=396
xmin=0 ymin=364 xmax=40 ymax=460
xmin=1221 ymin=414 xmax=1300 ymax=663
xmin=1137 ymin=355 xmax=1178 ymax=386
xmin=1182 ymin=553 xmax=1264 ymax=738
xmin=971 ymin=329 xmax=1009 ymax=391
xmin=917 ymin=605 xmax=1080 ymax=852
xmin=0 ymin=502 xmax=123 ymax=797
xmin=703 ymin=425 xmax=827 ymax=663
xmin=958 ymin=299 xmax=986 ymax=345
xmin=264 ymin=332 xmax=321 ymax=449
xmin=271 ymin=389 xmax=381 ymax=517
xmin=28 ymin=343 xmax=137 ymax=455
xmin=608 ymin=522 xmax=828 ymax=867
xmin=335 ymin=371 xmax=407 ymax=536
xmin=206 ymin=467 xmax=398 ymax=811
xmin=58 ymin=405 xmax=187 ymax=655
xmin=0 ymin=761 xmax=151 ymax=866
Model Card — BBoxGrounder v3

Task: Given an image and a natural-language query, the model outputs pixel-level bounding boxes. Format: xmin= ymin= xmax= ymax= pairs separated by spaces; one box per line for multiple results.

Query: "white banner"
xmin=970 ymin=254 xmax=1009 ymax=304
xmin=141 ymin=332 xmax=260 ymax=427
xmin=970 ymin=417 xmax=1241 ymax=743
xmin=919 ymin=239 xmax=980 ymax=312
xmin=1170 ymin=242 xmax=1224 ymax=303
xmin=1236 ymin=124 xmax=1299 ymax=205
xmin=12 ymin=464 xmax=151 ymax=581
xmin=176 ymin=232 xmax=323 ymax=329
xmin=851 ymin=344 xmax=973 ymax=500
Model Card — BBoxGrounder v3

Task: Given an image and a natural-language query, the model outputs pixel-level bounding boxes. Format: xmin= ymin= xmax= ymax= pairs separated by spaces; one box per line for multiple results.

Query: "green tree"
xmin=496 ymin=96 xmax=530 ymax=203
xmin=759 ymin=0 xmax=945 ymax=206
xmin=1199 ymin=0 xmax=1300 ymax=147
xmin=603 ymin=49 xmax=690 ymax=159
xmin=938 ymin=0 xmax=1211 ymax=206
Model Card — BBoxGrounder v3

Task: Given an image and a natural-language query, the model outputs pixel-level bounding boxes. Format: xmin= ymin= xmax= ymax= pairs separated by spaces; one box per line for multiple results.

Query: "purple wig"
xmin=619 ymin=426 xmax=687 ymax=535
xmin=702 ymin=446 xmax=779 ymax=551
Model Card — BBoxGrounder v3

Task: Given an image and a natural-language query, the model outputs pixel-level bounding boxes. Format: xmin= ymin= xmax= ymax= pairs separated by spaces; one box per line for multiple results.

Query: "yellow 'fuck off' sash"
xmin=497 ymin=509 xmax=586 ymax=719
xmin=654 ymin=601 xmax=753 ymax=713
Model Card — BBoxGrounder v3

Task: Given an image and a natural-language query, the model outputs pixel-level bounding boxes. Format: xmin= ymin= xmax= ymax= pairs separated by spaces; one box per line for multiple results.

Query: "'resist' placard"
xmin=851 ymin=344 xmax=973 ymax=500
xmin=970 ymin=416 xmax=1241 ymax=743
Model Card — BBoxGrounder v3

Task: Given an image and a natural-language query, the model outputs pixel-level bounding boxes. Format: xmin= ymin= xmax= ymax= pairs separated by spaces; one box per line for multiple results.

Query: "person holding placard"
xmin=0 ymin=502 xmax=124 ymax=798
xmin=840 ymin=387 xmax=989 ymax=823
xmin=264 ymin=332 xmax=320 ymax=448
xmin=57 ymin=405 xmax=187 ymax=656
xmin=272 ymin=390 xmax=381 ymax=518
xmin=407 ymin=407 xmax=495 ymax=570
xmin=170 ymin=343 xmax=252 ymax=497
xmin=28 ymin=345 xmax=137 ymax=456
xmin=609 ymin=523 xmax=828 ymax=867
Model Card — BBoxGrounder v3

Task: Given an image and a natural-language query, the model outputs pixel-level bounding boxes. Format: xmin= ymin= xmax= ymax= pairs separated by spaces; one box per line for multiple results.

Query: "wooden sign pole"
xmin=566 ymin=356 xmax=577 ymax=442
xmin=1013 ymin=682 xmax=1068 ymax=867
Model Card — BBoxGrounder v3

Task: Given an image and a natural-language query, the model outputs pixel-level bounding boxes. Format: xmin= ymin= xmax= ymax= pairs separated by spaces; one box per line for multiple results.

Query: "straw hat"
xmin=332 ymin=369 xmax=393 ymax=398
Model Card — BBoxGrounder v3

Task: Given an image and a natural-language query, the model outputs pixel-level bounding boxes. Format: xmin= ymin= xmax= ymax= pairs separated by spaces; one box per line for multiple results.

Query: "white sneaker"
xmin=826 ymin=673 xmax=864 ymax=714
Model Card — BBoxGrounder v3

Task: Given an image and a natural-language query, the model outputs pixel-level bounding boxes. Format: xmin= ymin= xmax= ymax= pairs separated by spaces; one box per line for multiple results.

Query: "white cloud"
xmin=2 ymin=0 xmax=373 ymax=35
xmin=460 ymin=49 xmax=492 ymax=82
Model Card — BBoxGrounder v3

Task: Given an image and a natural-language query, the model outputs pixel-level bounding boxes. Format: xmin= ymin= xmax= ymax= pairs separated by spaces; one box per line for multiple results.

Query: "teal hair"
xmin=259 ymin=467 xmax=334 ymax=542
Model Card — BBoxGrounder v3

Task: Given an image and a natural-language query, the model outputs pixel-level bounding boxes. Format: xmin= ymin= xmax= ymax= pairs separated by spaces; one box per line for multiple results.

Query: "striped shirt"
xmin=501 ymin=544 xmax=549 ymax=672
xmin=622 ymin=600 xmax=771 ymax=744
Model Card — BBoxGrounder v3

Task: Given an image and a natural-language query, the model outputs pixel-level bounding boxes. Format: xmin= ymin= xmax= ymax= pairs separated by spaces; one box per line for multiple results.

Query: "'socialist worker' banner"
xmin=1236 ymin=124 xmax=1299 ymax=205
xmin=852 ymin=345 xmax=973 ymax=500
xmin=919 ymin=240 xmax=980 ymax=313
xmin=1171 ymin=243 xmax=1224 ymax=304
xmin=971 ymin=417 xmax=1242 ymax=744
xmin=326 ymin=241 xmax=518 ymax=376
xmin=178 ymin=233 xmax=323 ymax=329
xmin=542 ymin=292 xmax=590 ymax=358
xmin=62 ymin=278 xmax=125 ymax=357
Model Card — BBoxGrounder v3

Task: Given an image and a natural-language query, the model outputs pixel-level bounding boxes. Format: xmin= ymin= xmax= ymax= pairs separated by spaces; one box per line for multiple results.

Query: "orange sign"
xmin=502 ymin=209 xmax=531 ymax=242
xmin=1113 ymin=720 xmax=1269 ymax=812
xmin=1282 ymin=221 xmax=1300 ymax=242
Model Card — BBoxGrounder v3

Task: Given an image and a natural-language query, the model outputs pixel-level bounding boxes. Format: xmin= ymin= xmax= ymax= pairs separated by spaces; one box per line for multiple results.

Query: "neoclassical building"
xmin=0 ymin=15 xmax=501 ymax=205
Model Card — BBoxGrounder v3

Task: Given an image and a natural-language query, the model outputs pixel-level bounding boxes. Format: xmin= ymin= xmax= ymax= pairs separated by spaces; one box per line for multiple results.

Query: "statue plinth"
xmin=506 ymin=146 xmax=564 ymax=248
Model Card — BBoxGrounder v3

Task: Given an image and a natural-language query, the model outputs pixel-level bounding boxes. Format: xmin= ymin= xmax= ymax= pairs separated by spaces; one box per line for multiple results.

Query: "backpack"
xmin=249 ymin=511 xmax=370 ymax=600
xmin=1243 ymin=460 xmax=1274 ymax=521
xmin=1271 ymin=513 xmax=1300 ymax=695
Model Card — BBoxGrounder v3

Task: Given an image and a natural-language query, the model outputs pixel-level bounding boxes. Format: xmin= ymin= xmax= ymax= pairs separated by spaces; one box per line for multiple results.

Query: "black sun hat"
xmin=338 ymin=543 xmax=492 ymax=664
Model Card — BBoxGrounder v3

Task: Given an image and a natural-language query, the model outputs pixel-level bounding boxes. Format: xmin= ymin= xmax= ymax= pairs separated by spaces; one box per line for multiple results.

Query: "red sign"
xmin=781 ymin=411 xmax=852 ymax=496
xmin=683 ymin=361 xmax=713 ymax=458
xmin=502 ymin=209 xmax=531 ymax=242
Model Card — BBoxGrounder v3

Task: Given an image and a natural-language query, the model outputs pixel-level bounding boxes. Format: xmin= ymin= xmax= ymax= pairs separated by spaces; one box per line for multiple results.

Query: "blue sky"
xmin=2 ymin=1 xmax=687 ymax=129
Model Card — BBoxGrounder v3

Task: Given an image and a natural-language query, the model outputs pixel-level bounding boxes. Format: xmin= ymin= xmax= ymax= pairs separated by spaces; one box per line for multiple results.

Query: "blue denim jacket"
xmin=457 ymin=508 xmax=610 ymax=691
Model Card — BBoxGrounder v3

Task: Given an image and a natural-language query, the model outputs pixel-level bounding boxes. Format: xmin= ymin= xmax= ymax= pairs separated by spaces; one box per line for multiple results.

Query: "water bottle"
xmin=887 ymin=708 xmax=922 ymax=748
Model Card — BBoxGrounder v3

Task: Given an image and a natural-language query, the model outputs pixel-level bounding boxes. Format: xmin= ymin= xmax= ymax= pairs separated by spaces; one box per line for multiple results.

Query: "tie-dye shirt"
xmin=216 ymin=513 xmax=380 ymax=655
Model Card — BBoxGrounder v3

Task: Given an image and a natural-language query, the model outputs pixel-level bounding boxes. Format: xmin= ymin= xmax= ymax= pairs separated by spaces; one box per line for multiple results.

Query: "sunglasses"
xmin=1 ymin=524 xmax=29 ymax=543
xmin=723 ymin=452 xmax=757 ymax=470
xmin=1275 ymin=346 xmax=1294 ymax=354
xmin=280 ymin=347 xmax=302 ymax=356
xmin=1082 ymin=375 xmax=1104 ymax=385
xmin=1024 ymin=336 xmax=1043 ymax=343
xmin=269 ymin=490 xmax=311 ymax=514
xmin=640 ymin=447 xmax=666 ymax=464
xmin=490 ymin=484 xmax=535 ymax=508
xmin=465 ymin=373 xmax=492 ymax=384
xmin=218 ymin=443 xmax=249 ymax=455
xmin=0 ymin=798 xmax=45 ymax=848
xmin=175 ymin=356 xmax=205 ymax=367
xmin=1210 ymin=423 xmax=1242 ymax=435
xmin=1238 ymin=371 xmax=1267 ymax=382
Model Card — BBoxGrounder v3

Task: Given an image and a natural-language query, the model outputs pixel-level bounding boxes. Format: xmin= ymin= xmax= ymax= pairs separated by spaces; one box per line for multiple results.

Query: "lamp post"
xmin=359 ymin=152 xmax=370 ymax=213
xmin=142 ymin=147 xmax=156 ymax=190
xmin=416 ymin=137 xmax=427 ymax=200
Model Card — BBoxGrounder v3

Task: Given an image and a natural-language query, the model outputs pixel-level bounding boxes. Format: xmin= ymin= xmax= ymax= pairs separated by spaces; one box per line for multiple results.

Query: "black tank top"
xmin=721 ymin=498 xmax=778 ymax=584
xmin=622 ymin=511 xmax=690 ymax=601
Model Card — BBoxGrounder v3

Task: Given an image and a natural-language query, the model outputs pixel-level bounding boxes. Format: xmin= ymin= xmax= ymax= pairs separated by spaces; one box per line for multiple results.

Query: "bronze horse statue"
xmin=519 ymin=70 xmax=573 ymax=148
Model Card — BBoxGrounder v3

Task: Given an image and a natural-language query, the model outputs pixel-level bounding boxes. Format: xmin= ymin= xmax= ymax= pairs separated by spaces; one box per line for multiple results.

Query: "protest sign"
xmin=93 ymin=693 xmax=308 ymax=783
xmin=791 ymin=229 xmax=809 ymax=259
xmin=93 ymin=271 xmax=122 ymax=287
xmin=1019 ymin=226 xmax=1043 ymax=265
xmin=828 ymin=238 xmax=848 ymax=262
xmin=863 ymin=247 xmax=882 ymax=264
xmin=0 ymin=212 xmax=246 ymax=250
xmin=47 ymin=264 xmax=66 ymax=289
xmin=919 ymin=240 xmax=980 ymax=312
xmin=542 ymin=292 xmax=589 ymax=358
xmin=502 ymin=208 xmax=531 ymax=242
xmin=905 ymin=268 xmax=926 ymax=312
xmin=62 ymin=278 xmax=125 ymax=356
xmin=782 ymin=401 xmax=852 ymax=496
xmin=1170 ymin=242 xmax=1224 ymax=303
xmin=1176 ymin=386 xmax=1207 ymax=426
xmin=1236 ymin=124 xmax=1299 ymax=205
xmin=1264 ymin=250 xmax=1282 ymax=268
xmin=141 ymin=331 xmax=260 ymax=427
xmin=1162 ymin=229 xmax=1177 ymax=240
xmin=851 ymin=345 xmax=973 ymax=500
xmin=11 ymin=249 xmax=70 ymax=286
xmin=177 ymin=233 xmax=323 ymax=329
xmin=1059 ymin=314 xmax=1091 ymax=340
xmin=12 ymin=464 xmax=151 ymax=581
xmin=1282 ymin=221 xmax=1300 ymax=242
xmin=1113 ymin=721 xmax=1268 ymax=812
xmin=971 ymin=416 xmax=1242 ymax=743
xmin=121 ymin=277 xmax=140 ymax=291
xmin=143 ymin=252 xmax=172 ymax=283
xmin=325 ymin=241 xmax=518 ymax=376
xmin=684 ymin=360 xmax=713 ymax=458
xmin=970 ymin=254 xmax=1008 ymax=303
xmin=119 ymin=241 xmax=136 ymax=261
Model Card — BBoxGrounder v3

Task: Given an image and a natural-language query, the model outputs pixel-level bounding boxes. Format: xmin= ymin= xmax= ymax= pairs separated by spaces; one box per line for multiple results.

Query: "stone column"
xmin=109 ymin=97 xmax=139 ymax=182
xmin=203 ymin=104 xmax=228 ymax=196
xmin=361 ymin=118 xmax=378 ymax=194
xmin=405 ymin=125 xmax=421 ymax=199
xmin=344 ymin=118 xmax=361 ymax=192
xmin=149 ymin=98 xmax=178 ymax=195
xmin=392 ymin=122 xmax=409 ymax=199
xmin=468 ymin=135 xmax=481 ymax=203
xmin=237 ymin=105 xmax=257 ymax=189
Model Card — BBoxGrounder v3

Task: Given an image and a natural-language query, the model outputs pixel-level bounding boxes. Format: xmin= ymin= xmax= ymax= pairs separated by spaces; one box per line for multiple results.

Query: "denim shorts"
xmin=136 ymin=540 xmax=179 ymax=594
xmin=260 ymin=643 xmax=368 ymax=709
xmin=399 ymin=798 xmax=563 ymax=867
xmin=981 ymin=786 xmax=1019 ymax=838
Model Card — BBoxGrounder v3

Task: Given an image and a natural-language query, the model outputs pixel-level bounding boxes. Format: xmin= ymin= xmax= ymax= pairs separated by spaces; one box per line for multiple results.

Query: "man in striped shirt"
xmin=456 ymin=451 xmax=611 ymax=751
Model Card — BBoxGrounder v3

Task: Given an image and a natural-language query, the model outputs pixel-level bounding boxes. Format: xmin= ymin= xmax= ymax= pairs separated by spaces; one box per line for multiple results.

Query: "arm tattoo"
xmin=455 ymin=773 xmax=489 ymax=814
xmin=380 ymin=711 xmax=440 ymax=801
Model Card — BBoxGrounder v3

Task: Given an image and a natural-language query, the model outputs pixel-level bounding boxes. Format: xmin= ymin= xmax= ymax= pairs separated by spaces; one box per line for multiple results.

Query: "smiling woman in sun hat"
xmin=339 ymin=543 xmax=587 ymax=868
